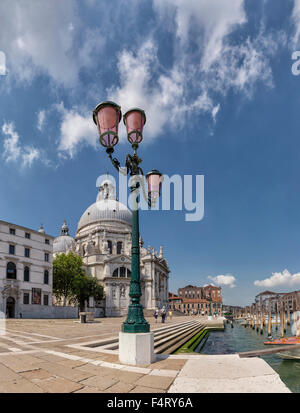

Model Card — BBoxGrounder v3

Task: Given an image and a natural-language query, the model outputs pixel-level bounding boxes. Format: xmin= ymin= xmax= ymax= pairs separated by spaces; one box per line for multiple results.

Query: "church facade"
xmin=53 ymin=179 xmax=170 ymax=317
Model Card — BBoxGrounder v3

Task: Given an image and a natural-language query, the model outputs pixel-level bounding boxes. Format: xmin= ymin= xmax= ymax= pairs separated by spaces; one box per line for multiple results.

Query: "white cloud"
xmin=0 ymin=0 xmax=103 ymax=86
xmin=292 ymin=0 xmax=300 ymax=46
xmin=37 ymin=110 xmax=46 ymax=131
xmin=153 ymin=0 xmax=246 ymax=70
xmin=254 ymin=269 xmax=300 ymax=288
xmin=2 ymin=122 xmax=40 ymax=167
xmin=108 ymin=39 xmax=219 ymax=144
xmin=57 ymin=104 xmax=98 ymax=158
xmin=208 ymin=274 xmax=236 ymax=288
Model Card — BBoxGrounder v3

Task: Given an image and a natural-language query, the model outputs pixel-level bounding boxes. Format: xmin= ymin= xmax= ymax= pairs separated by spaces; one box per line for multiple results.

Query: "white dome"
xmin=77 ymin=179 xmax=132 ymax=232
xmin=53 ymin=220 xmax=75 ymax=254
xmin=53 ymin=235 xmax=75 ymax=254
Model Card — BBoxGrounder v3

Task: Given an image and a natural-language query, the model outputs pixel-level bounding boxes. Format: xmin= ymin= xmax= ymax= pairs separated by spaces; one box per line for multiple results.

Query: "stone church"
xmin=53 ymin=178 xmax=170 ymax=316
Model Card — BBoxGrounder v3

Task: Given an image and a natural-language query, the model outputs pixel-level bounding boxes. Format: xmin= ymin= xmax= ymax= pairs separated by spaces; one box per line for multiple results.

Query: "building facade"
xmin=178 ymin=284 xmax=222 ymax=303
xmin=53 ymin=178 xmax=170 ymax=317
xmin=0 ymin=220 xmax=54 ymax=318
xmin=169 ymin=284 xmax=223 ymax=315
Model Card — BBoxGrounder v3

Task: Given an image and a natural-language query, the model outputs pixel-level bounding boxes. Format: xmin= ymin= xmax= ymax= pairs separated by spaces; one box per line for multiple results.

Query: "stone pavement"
xmin=0 ymin=316 xmax=290 ymax=393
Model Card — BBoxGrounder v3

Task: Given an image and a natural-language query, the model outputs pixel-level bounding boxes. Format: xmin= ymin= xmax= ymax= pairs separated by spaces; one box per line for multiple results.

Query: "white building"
xmin=53 ymin=178 xmax=170 ymax=317
xmin=0 ymin=220 xmax=54 ymax=318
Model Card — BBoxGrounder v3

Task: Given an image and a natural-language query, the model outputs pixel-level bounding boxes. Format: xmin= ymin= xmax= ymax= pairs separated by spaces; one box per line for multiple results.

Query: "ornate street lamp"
xmin=93 ymin=102 xmax=162 ymax=335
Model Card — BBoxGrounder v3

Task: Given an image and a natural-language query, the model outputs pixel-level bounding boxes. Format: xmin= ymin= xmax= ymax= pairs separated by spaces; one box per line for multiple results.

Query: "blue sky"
xmin=1 ymin=0 xmax=300 ymax=306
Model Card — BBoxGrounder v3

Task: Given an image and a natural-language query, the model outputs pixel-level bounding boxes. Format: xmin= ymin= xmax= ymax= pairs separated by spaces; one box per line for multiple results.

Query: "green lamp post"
xmin=93 ymin=101 xmax=162 ymax=334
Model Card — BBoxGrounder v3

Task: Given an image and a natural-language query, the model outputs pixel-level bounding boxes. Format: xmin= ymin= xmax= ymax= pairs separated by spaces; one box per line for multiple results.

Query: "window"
xmin=25 ymin=248 xmax=30 ymax=258
xmin=10 ymin=228 xmax=15 ymax=235
xmin=112 ymin=268 xmax=118 ymax=277
xmin=23 ymin=293 xmax=30 ymax=305
xmin=24 ymin=266 xmax=30 ymax=282
xmin=127 ymin=269 xmax=131 ymax=278
xmin=44 ymin=270 xmax=49 ymax=285
xmin=7 ymin=262 xmax=17 ymax=279
xmin=9 ymin=245 xmax=15 ymax=255
xmin=43 ymin=295 xmax=49 ymax=306
xmin=107 ymin=240 xmax=112 ymax=254
xmin=25 ymin=232 xmax=30 ymax=239
xmin=44 ymin=253 xmax=49 ymax=262
xmin=45 ymin=239 xmax=50 ymax=245
xmin=117 ymin=241 xmax=122 ymax=254
xmin=120 ymin=267 xmax=126 ymax=278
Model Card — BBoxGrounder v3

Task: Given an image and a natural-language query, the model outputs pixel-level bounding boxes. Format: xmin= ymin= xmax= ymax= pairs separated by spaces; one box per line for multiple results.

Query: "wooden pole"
xmin=267 ymin=300 xmax=272 ymax=337
xmin=280 ymin=301 xmax=284 ymax=338
xmin=286 ymin=301 xmax=291 ymax=326
xmin=260 ymin=304 xmax=264 ymax=334
xmin=263 ymin=303 xmax=266 ymax=327
xmin=283 ymin=302 xmax=286 ymax=334
xmin=275 ymin=302 xmax=278 ymax=330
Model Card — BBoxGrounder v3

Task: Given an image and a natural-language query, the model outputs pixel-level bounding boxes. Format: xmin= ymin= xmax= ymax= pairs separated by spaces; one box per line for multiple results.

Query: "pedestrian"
xmin=154 ymin=308 xmax=159 ymax=323
xmin=168 ymin=310 xmax=173 ymax=321
xmin=161 ymin=306 xmax=167 ymax=323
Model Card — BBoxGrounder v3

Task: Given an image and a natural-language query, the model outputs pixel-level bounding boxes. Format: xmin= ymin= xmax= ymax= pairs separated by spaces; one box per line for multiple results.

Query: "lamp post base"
xmin=122 ymin=303 xmax=150 ymax=333
xmin=119 ymin=332 xmax=155 ymax=366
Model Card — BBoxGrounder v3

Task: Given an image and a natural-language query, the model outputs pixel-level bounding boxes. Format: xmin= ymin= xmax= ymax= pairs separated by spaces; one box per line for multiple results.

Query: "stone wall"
xmin=17 ymin=305 xmax=78 ymax=319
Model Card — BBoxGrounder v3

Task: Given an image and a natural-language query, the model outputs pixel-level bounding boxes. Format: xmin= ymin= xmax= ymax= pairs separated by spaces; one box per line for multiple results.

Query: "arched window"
xmin=120 ymin=267 xmax=126 ymax=278
xmin=44 ymin=270 xmax=49 ymax=285
xmin=24 ymin=266 xmax=30 ymax=282
xmin=117 ymin=241 xmax=122 ymax=254
xmin=112 ymin=268 xmax=118 ymax=277
xmin=107 ymin=240 xmax=112 ymax=254
xmin=7 ymin=262 xmax=16 ymax=279
xmin=127 ymin=269 xmax=131 ymax=278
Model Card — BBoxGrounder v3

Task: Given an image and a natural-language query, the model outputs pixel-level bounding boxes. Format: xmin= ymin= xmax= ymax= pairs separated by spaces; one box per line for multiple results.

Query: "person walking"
xmin=161 ymin=306 xmax=167 ymax=323
xmin=154 ymin=308 xmax=159 ymax=323
xmin=168 ymin=309 xmax=173 ymax=321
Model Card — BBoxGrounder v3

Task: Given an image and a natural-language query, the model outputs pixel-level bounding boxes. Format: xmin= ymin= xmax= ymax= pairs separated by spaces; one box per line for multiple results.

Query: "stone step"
xmin=99 ymin=320 xmax=198 ymax=351
xmin=155 ymin=322 xmax=204 ymax=354
xmin=160 ymin=324 xmax=205 ymax=355
xmin=153 ymin=322 xmax=200 ymax=344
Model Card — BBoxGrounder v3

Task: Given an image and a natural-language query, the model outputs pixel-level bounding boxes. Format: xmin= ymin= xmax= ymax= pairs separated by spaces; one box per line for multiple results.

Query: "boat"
xmin=264 ymin=336 xmax=300 ymax=345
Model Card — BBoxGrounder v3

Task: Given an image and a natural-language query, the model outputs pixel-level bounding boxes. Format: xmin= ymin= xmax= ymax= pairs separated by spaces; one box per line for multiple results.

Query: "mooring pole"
xmin=267 ymin=300 xmax=272 ymax=337
xmin=280 ymin=301 xmax=284 ymax=338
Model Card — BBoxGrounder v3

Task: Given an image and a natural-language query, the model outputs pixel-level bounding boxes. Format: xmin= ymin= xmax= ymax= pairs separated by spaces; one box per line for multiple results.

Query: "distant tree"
xmin=73 ymin=273 xmax=104 ymax=312
xmin=53 ymin=252 xmax=104 ymax=311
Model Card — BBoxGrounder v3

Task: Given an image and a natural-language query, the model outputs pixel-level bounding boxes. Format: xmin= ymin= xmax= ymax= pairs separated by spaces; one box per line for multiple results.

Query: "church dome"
xmin=77 ymin=179 xmax=132 ymax=232
xmin=53 ymin=220 xmax=75 ymax=254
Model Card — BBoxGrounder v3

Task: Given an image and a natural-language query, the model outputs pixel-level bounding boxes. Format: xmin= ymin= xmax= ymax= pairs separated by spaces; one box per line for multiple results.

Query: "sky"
xmin=1 ymin=0 xmax=300 ymax=306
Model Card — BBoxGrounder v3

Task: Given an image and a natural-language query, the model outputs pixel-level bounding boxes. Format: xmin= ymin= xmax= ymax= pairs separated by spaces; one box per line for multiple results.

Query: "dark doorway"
xmin=6 ymin=297 xmax=15 ymax=318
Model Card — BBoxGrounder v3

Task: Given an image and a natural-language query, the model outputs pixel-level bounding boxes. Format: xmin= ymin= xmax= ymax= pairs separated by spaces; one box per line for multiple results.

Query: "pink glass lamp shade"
xmin=146 ymin=170 xmax=163 ymax=204
xmin=93 ymin=101 xmax=122 ymax=149
xmin=123 ymin=108 xmax=146 ymax=145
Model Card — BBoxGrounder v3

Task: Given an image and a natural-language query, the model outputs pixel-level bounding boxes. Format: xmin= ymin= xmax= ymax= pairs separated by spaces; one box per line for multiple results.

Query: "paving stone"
xmin=0 ymin=378 xmax=45 ymax=393
xmin=0 ymin=363 xmax=21 ymax=381
xmin=129 ymin=386 xmax=166 ymax=393
xmin=36 ymin=377 xmax=84 ymax=393
xmin=74 ymin=386 xmax=105 ymax=393
xmin=79 ymin=375 xmax=119 ymax=391
xmin=56 ymin=359 xmax=86 ymax=368
xmin=150 ymin=359 xmax=187 ymax=370
xmin=20 ymin=369 xmax=53 ymax=381
xmin=134 ymin=375 xmax=175 ymax=390
xmin=110 ymin=370 xmax=144 ymax=383
xmin=38 ymin=362 xmax=93 ymax=382
xmin=0 ymin=355 xmax=42 ymax=373
xmin=104 ymin=381 xmax=135 ymax=393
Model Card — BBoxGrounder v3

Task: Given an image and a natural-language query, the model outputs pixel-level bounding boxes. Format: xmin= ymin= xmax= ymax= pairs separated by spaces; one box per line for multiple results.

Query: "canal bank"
xmin=199 ymin=319 xmax=300 ymax=393
xmin=165 ymin=317 xmax=291 ymax=393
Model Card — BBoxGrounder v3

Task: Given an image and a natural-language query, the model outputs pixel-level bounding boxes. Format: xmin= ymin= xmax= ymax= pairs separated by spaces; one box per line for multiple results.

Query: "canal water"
xmin=199 ymin=320 xmax=300 ymax=393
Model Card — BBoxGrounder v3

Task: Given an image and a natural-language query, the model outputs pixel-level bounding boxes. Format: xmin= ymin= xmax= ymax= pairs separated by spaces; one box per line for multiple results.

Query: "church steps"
xmin=155 ymin=323 xmax=204 ymax=354
xmin=162 ymin=325 xmax=206 ymax=355
xmin=98 ymin=321 xmax=198 ymax=350
xmin=153 ymin=322 xmax=199 ymax=342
